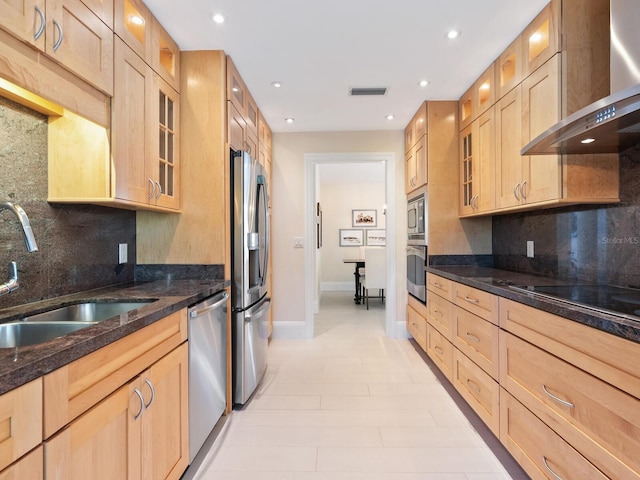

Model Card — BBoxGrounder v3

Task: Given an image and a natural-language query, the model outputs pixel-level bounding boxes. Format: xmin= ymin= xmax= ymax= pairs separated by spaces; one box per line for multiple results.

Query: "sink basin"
xmin=23 ymin=301 xmax=153 ymax=324
xmin=0 ymin=321 xmax=97 ymax=348
xmin=0 ymin=301 xmax=154 ymax=348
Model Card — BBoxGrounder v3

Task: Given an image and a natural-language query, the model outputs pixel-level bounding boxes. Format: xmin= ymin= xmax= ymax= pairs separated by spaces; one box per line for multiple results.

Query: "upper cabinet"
xmin=404 ymin=103 xmax=428 ymax=194
xmin=114 ymin=0 xmax=152 ymax=61
xmin=459 ymin=0 xmax=619 ymax=217
xmin=151 ymin=16 xmax=180 ymax=91
xmin=227 ymin=56 xmax=259 ymax=156
xmin=0 ymin=0 xmax=113 ymax=95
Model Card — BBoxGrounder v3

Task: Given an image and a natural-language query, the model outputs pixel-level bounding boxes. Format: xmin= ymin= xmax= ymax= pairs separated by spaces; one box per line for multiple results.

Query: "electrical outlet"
xmin=118 ymin=243 xmax=128 ymax=264
xmin=294 ymin=237 xmax=304 ymax=248
xmin=526 ymin=241 xmax=534 ymax=258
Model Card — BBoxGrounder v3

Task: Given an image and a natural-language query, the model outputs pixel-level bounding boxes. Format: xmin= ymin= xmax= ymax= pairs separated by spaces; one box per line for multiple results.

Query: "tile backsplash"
xmin=493 ymin=145 xmax=640 ymax=287
xmin=0 ymin=96 xmax=136 ymax=309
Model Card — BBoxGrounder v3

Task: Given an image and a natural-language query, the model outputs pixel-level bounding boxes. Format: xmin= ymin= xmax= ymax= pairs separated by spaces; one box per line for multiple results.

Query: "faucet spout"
xmin=0 ymin=201 xmax=38 ymax=252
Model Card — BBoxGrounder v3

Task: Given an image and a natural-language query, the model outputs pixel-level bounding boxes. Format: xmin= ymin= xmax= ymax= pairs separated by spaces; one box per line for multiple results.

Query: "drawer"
xmin=426 ymin=324 xmax=453 ymax=382
xmin=452 ymin=349 xmax=499 ymax=435
xmin=453 ymin=306 xmax=499 ymax=380
xmin=0 ymin=445 xmax=43 ymax=480
xmin=407 ymin=304 xmax=427 ymax=352
xmin=501 ymin=332 xmax=640 ymax=479
xmin=0 ymin=379 xmax=42 ymax=472
xmin=453 ymin=282 xmax=498 ymax=323
xmin=500 ymin=389 xmax=608 ymax=480
xmin=426 ymin=273 xmax=452 ymax=300
xmin=499 ymin=297 xmax=640 ymax=401
xmin=427 ymin=291 xmax=453 ymax=341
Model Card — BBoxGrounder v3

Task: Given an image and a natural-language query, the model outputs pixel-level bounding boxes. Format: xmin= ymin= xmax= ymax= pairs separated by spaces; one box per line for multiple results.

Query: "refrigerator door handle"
xmin=259 ymin=178 xmax=270 ymax=285
xmin=245 ymin=297 xmax=271 ymax=321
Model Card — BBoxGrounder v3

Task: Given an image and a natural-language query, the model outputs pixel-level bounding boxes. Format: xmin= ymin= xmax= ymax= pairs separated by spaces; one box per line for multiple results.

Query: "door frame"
xmin=304 ymin=152 xmax=399 ymax=338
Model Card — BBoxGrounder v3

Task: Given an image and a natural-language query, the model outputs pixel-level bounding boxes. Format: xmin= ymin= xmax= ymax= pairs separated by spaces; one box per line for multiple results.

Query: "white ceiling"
xmin=144 ymin=0 xmax=550 ymax=133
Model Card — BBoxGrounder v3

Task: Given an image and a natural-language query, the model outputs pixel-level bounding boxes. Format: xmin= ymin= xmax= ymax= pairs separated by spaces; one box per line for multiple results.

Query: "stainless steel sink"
xmin=0 ymin=321 xmax=97 ymax=348
xmin=0 ymin=301 xmax=154 ymax=348
xmin=22 ymin=301 xmax=153 ymax=323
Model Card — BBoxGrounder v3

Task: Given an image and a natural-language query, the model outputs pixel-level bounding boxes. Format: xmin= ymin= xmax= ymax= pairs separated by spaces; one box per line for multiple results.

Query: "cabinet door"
xmin=495 ymin=85 xmax=523 ymax=209
xmin=0 ymin=0 xmax=45 ymax=50
xmin=141 ymin=343 xmax=188 ymax=480
xmin=459 ymin=124 xmax=474 ymax=216
xmin=228 ymin=101 xmax=246 ymax=152
xmin=151 ymin=17 xmax=180 ymax=91
xmin=496 ymin=36 xmax=522 ymax=99
xmin=227 ymin=56 xmax=246 ymax=115
xmin=0 ymin=379 xmax=42 ymax=472
xmin=407 ymin=304 xmax=427 ymax=351
xmin=0 ymin=446 xmax=43 ymax=480
xmin=152 ymin=74 xmax=180 ymax=210
xmin=405 ymin=144 xmax=416 ymax=193
xmin=113 ymin=38 xmax=153 ymax=205
xmin=114 ymin=0 xmax=152 ymax=61
xmin=46 ymin=0 xmax=114 ymax=95
xmin=475 ymin=108 xmax=495 ymax=212
xmin=474 ymin=63 xmax=494 ymax=118
xmin=459 ymin=85 xmax=474 ymax=131
xmin=414 ymin=134 xmax=427 ymax=188
xmin=81 ymin=0 xmax=113 ymax=29
xmin=521 ymin=56 xmax=561 ymax=204
xmin=522 ymin=0 xmax=559 ymax=77
xmin=44 ymin=382 xmax=138 ymax=480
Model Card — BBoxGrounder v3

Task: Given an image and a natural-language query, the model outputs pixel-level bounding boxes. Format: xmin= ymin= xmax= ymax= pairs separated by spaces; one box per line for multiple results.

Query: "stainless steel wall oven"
xmin=407 ymin=245 xmax=427 ymax=304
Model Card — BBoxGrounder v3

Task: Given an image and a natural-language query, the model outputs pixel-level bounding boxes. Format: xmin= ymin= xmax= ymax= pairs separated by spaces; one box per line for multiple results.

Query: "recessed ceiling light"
xmin=581 ymin=138 xmax=596 ymax=144
xmin=211 ymin=13 xmax=225 ymax=24
xmin=271 ymin=81 xmax=282 ymax=88
xmin=446 ymin=30 xmax=461 ymax=40
xmin=285 ymin=117 xmax=295 ymax=124
xmin=385 ymin=114 xmax=395 ymax=120
xmin=419 ymin=80 xmax=430 ymax=87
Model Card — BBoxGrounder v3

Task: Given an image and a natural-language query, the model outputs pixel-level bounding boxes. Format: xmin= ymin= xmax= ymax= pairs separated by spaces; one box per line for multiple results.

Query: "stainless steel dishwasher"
xmin=188 ymin=290 xmax=228 ymax=464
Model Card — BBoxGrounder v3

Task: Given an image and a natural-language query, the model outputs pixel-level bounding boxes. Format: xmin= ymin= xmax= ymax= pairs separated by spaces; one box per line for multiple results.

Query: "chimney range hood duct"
xmin=522 ymin=0 xmax=640 ymax=155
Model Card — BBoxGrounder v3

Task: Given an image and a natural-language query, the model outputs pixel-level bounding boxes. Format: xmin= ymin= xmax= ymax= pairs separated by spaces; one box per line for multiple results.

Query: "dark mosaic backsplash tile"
xmin=493 ymin=144 xmax=640 ymax=287
xmin=135 ymin=264 xmax=224 ymax=282
xmin=0 ymin=96 xmax=136 ymax=309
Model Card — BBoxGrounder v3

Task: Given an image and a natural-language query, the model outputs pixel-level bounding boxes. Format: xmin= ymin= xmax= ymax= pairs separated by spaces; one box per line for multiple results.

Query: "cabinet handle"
xmin=465 ymin=332 xmax=481 ymax=343
xmin=434 ymin=346 xmax=444 ymax=355
xmin=466 ymin=379 xmax=481 ymax=394
xmin=155 ymin=181 xmax=162 ymax=200
xmin=433 ymin=282 xmax=442 ymax=288
xmin=542 ymin=456 xmax=566 ymax=480
xmin=513 ymin=182 xmax=521 ymax=200
xmin=144 ymin=379 xmax=155 ymax=408
xmin=520 ymin=180 xmax=528 ymax=200
xmin=147 ymin=178 xmax=155 ymax=200
xmin=133 ymin=387 xmax=145 ymax=420
xmin=52 ymin=20 xmax=63 ymax=52
xmin=433 ymin=309 xmax=443 ymax=317
xmin=542 ymin=384 xmax=574 ymax=408
xmin=464 ymin=295 xmax=480 ymax=304
xmin=34 ymin=6 xmax=45 ymax=41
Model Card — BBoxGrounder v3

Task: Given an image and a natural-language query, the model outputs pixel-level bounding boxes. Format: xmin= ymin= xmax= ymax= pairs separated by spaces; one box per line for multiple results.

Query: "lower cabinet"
xmin=406 ymin=303 xmax=427 ymax=351
xmin=0 ymin=446 xmax=43 ymax=480
xmin=44 ymin=343 xmax=188 ymax=480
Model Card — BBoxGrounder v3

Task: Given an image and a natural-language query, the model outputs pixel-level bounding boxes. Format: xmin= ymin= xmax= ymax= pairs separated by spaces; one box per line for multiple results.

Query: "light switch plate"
xmin=526 ymin=241 xmax=534 ymax=258
xmin=294 ymin=237 xmax=304 ymax=248
xmin=118 ymin=243 xmax=128 ymax=264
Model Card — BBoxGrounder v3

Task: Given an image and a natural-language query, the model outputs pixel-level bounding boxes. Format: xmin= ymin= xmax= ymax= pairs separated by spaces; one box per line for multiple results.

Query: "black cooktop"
xmin=510 ymin=284 xmax=640 ymax=320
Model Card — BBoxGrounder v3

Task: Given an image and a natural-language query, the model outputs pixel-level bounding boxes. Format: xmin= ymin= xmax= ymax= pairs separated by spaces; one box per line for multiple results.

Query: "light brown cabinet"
xmin=227 ymin=56 xmax=259 ymax=155
xmin=496 ymin=36 xmax=522 ymax=99
xmin=0 ymin=446 xmax=43 ymax=480
xmin=45 ymin=343 xmax=188 ymax=480
xmin=494 ymin=85 xmax=523 ymax=209
xmin=151 ymin=17 xmax=180 ymax=92
xmin=114 ymin=0 xmax=152 ymax=61
xmin=404 ymin=103 xmax=428 ymax=194
xmin=0 ymin=379 xmax=42 ymax=473
xmin=0 ymin=0 xmax=113 ymax=95
xmin=521 ymin=0 xmax=559 ymax=77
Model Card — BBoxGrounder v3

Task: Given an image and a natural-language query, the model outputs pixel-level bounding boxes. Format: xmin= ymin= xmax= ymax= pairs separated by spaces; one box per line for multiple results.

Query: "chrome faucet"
xmin=0 ymin=201 xmax=39 ymax=297
xmin=0 ymin=202 xmax=38 ymax=252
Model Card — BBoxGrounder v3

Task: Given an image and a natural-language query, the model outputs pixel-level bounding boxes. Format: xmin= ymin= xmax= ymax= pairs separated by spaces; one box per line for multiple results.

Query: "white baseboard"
xmin=320 ymin=282 xmax=354 ymax=292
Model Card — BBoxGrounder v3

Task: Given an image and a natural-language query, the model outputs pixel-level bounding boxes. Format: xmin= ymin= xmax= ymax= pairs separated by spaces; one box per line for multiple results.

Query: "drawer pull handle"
xmin=465 ymin=332 xmax=481 ymax=343
xmin=434 ymin=282 xmax=442 ymax=288
xmin=433 ymin=309 xmax=443 ymax=317
xmin=34 ymin=6 xmax=45 ymax=41
xmin=542 ymin=385 xmax=575 ymax=409
xmin=464 ymin=296 xmax=480 ymax=304
xmin=542 ymin=456 xmax=565 ymax=480
xmin=144 ymin=379 xmax=155 ymax=408
xmin=133 ymin=387 xmax=145 ymax=420
xmin=434 ymin=346 xmax=443 ymax=355
xmin=466 ymin=379 xmax=481 ymax=394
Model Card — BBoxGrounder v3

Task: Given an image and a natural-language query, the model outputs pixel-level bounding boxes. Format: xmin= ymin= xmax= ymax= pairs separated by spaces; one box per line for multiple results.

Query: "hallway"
xmin=185 ymin=291 xmax=527 ymax=479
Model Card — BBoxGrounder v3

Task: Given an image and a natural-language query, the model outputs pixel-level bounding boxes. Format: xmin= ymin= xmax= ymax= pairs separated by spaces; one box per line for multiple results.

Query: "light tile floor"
xmin=184 ymin=291 xmax=529 ymax=480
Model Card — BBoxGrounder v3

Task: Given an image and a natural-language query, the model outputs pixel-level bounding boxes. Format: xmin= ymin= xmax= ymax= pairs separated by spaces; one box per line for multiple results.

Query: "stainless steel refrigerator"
xmin=231 ymin=150 xmax=271 ymax=405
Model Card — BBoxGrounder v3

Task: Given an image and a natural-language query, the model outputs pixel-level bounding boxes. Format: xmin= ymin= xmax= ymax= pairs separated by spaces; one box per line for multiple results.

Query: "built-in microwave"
xmin=407 ymin=188 xmax=427 ymax=245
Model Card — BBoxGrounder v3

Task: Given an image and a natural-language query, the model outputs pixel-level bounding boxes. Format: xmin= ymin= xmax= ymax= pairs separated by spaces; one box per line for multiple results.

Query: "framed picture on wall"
xmin=339 ymin=229 xmax=364 ymax=247
xmin=352 ymin=209 xmax=377 ymax=227
xmin=365 ymin=229 xmax=386 ymax=246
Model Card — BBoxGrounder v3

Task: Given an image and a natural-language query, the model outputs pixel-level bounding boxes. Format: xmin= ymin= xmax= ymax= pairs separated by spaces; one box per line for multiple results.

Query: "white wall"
xmin=319 ymin=182 xmax=385 ymax=290
xmin=271 ymin=131 xmax=405 ymax=338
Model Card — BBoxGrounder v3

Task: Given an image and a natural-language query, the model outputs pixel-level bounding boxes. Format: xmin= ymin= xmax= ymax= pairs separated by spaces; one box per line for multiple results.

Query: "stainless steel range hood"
xmin=522 ymin=0 xmax=640 ymax=155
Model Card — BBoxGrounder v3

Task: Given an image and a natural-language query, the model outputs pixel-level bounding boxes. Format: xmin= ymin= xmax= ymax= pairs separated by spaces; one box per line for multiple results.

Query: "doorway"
xmin=304 ymin=152 xmax=399 ymax=338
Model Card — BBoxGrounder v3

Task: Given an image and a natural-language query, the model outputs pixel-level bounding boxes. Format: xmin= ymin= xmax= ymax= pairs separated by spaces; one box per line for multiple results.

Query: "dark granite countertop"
xmin=0 ymin=278 xmax=229 ymax=395
xmin=426 ymin=266 xmax=640 ymax=345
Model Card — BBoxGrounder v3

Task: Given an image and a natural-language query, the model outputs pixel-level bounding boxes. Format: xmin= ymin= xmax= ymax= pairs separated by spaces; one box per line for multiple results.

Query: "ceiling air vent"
xmin=349 ymin=87 xmax=388 ymax=96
